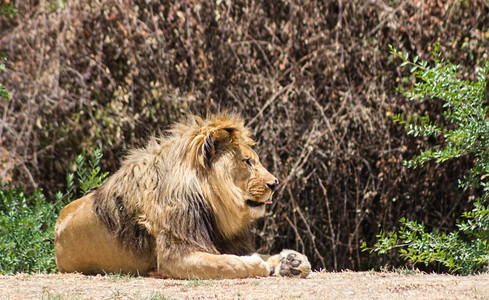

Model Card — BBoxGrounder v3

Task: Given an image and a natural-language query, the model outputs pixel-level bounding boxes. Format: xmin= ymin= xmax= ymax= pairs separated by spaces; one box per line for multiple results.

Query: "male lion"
xmin=54 ymin=113 xmax=311 ymax=279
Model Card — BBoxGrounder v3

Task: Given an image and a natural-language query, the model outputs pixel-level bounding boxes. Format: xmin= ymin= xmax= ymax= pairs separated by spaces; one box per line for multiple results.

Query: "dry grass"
xmin=1 ymin=272 xmax=488 ymax=299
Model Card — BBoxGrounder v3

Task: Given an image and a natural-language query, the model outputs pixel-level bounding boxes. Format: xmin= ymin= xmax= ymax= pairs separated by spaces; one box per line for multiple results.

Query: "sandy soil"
xmin=1 ymin=271 xmax=488 ymax=299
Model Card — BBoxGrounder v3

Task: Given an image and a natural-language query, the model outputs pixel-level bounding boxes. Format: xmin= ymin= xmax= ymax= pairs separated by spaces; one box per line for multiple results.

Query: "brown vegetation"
xmin=1 ymin=0 xmax=488 ymax=272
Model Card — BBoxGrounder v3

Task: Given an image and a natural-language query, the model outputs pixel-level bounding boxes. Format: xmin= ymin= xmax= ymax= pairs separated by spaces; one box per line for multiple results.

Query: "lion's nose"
xmin=267 ymin=178 xmax=279 ymax=191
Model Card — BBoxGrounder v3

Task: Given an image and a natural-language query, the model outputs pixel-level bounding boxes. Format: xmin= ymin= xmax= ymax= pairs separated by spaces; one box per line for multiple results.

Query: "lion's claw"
xmin=267 ymin=249 xmax=311 ymax=278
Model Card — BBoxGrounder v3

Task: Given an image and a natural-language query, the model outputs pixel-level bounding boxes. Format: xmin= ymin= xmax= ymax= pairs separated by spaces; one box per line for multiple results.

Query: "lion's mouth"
xmin=246 ymin=199 xmax=273 ymax=207
xmin=246 ymin=200 xmax=265 ymax=207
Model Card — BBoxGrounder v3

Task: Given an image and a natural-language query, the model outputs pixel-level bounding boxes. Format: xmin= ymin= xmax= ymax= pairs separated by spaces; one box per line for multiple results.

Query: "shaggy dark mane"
xmin=92 ymin=187 xmax=254 ymax=257
xmin=91 ymin=113 xmax=257 ymax=261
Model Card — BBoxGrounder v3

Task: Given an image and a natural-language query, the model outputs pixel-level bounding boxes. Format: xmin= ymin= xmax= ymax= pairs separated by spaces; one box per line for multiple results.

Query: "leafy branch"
xmin=55 ymin=148 xmax=109 ymax=204
xmin=364 ymin=45 xmax=489 ymax=275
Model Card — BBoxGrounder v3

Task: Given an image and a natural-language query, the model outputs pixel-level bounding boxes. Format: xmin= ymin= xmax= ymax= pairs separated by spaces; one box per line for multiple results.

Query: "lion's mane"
xmin=92 ymin=113 xmax=258 ymax=261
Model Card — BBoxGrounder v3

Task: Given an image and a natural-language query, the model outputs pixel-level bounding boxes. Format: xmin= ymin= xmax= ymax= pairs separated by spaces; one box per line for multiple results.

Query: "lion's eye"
xmin=244 ymin=158 xmax=252 ymax=167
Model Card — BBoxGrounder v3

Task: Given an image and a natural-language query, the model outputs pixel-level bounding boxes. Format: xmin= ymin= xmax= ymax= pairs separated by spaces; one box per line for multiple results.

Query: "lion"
xmin=54 ymin=113 xmax=311 ymax=279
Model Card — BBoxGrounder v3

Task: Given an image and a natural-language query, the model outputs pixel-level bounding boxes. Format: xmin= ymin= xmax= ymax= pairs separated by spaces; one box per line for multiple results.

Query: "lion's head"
xmin=92 ymin=113 xmax=278 ymax=257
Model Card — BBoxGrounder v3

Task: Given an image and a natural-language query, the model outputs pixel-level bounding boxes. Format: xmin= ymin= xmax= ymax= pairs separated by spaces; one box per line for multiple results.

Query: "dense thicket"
xmin=1 ymin=0 xmax=488 ymax=271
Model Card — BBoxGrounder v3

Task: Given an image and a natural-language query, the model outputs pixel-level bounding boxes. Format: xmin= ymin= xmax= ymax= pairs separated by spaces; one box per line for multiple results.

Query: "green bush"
xmin=0 ymin=149 xmax=108 ymax=274
xmin=0 ymin=187 xmax=60 ymax=274
xmin=365 ymin=45 xmax=489 ymax=275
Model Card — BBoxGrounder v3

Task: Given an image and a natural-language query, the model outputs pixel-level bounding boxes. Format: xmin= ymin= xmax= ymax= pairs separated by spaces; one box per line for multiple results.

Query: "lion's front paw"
xmin=268 ymin=249 xmax=311 ymax=278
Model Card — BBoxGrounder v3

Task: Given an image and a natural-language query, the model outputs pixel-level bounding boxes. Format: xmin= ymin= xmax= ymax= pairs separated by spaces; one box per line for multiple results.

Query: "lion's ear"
xmin=202 ymin=127 xmax=237 ymax=168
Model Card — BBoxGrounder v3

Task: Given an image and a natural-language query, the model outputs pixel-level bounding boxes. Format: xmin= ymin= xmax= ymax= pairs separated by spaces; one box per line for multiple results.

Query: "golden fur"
xmin=54 ymin=113 xmax=311 ymax=279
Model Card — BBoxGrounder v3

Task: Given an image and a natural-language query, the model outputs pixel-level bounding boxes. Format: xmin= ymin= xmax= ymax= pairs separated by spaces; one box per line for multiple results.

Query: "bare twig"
xmin=285 ymin=215 xmax=306 ymax=253
xmin=183 ymin=0 xmax=195 ymax=92
xmin=364 ymin=0 xmax=409 ymax=38
xmin=246 ymin=83 xmax=293 ymax=127
xmin=317 ymin=175 xmax=337 ymax=270
xmin=290 ymin=185 xmax=326 ymax=270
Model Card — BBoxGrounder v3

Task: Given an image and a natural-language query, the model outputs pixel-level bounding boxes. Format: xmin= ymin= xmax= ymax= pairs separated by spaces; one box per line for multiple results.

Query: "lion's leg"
xmin=265 ymin=249 xmax=311 ymax=278
xmin=157 ymin=252 xmax=271 ymax=279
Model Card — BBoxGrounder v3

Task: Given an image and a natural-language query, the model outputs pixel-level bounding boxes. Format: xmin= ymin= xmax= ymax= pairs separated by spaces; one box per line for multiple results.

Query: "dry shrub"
xmin=1 ymin=0 xmax=488 ymax=271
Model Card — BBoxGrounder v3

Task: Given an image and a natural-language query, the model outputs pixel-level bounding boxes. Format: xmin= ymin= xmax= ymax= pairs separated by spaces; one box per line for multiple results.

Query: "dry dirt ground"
xmin=1 ymin=271 xmax=488 ymax=299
